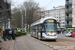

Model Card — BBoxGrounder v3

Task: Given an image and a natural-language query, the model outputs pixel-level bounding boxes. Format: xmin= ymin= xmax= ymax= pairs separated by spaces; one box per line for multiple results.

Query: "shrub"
xmin=15 ymin=32 xmax=26 ymax=37
xmin=26 ymin=28 xmax=30 ymax=34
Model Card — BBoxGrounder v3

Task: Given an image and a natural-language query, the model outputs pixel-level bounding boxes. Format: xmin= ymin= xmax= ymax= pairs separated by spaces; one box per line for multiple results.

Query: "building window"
xmin=72 ymin=8 xmax=74 ymax=14
xmin=69 ymin=0 xmax=72 ymax=2
xmin=62 ymin=19 xmax=65 ymax=21
xmin=72 ymin=17 xmax=74 ymax=24
xmin=63 ymin=25 xmax=65 ymax=27
xmin=49 ymin=11 xmax=51 ymax=13
xmin=59 ymin=20 xmax=61 ymax=21
xmin=63 ymin=22 xmax=65 ymax=24
xmin=69 ymin=21 xmax=72 ymax=25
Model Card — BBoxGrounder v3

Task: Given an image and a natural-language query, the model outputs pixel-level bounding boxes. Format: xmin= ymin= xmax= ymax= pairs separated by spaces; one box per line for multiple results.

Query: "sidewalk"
xmin=2 ymin=40 xmax=15 ymax=50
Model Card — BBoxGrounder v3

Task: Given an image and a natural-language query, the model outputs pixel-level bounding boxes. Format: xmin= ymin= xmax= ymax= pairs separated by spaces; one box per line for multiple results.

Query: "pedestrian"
xmin=0 ymin=29 xmax=3 ymax=37
xmin=12 ymin=28 xmax=16 ymax=40
xmin=70 ymin=29 xmax=72 ymax=32
xmin=8 ymin=29 xmax=12 ymax=40
xmin=3 ymin=29 xmax=9 ymax=41
xmin=67 ymin=29 xmax=68 ymax=33
xmin=0 ymin=29 xmax=3 ymax=50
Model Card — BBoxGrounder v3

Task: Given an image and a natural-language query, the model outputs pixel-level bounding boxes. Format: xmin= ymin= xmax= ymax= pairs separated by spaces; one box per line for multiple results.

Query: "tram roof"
xmin=31 ymin=17 xmax=57 ymax=26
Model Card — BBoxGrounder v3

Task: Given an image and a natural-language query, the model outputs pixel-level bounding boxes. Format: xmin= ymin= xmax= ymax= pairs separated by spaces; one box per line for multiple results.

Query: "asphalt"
xmin=58 ymin=34 xmax=75 ymax=40
xmin=15 ymin=35 xmax=53 ymax=50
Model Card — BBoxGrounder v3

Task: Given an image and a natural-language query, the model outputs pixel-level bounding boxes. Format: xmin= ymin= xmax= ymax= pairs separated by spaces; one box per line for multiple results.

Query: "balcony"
xmin=65 ymin=8 xmax=72 ymax=13
xmin=65 ymin=24 xmax=72 ymax=28
xmin=66 ymin=1 xmax=72 ymax=5
xmin=65 ymin=16 xmax=72 ymax=21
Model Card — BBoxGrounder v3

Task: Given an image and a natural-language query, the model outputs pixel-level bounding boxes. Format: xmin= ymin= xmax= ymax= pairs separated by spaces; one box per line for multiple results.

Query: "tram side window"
xmin=30 ymin=28 xmax=32 ymax=32
xmin=32 ymin=27 xmax=36 ymax=32
xmin=36 ymin=25 xmax=42 ymax=32
xmin=36 ymin=25 xmax=39 ymax=32
xmin=36 ymin=26 xmax=38 ymax=32
xmin=42 ymin=26 xmax=45 ymax=31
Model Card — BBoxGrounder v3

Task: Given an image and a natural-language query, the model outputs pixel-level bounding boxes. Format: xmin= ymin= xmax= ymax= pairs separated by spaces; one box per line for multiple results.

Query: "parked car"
xmin=71 ymin=32 xmax=75 ymax=37
xmin=65 ymin=32 xmax=73 ymax=37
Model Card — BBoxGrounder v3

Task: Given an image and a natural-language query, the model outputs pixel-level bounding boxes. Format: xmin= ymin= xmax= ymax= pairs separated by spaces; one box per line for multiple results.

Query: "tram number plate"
xmin=50 ymin=33 xmax=53 ymax=36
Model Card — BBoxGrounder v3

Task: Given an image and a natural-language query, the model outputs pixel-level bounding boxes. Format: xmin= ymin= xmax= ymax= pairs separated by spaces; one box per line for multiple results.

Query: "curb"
xmin=9 ymin=40 xmax=15 ymax=50
xmin=15 ymin=41 xmax=17 ymax=50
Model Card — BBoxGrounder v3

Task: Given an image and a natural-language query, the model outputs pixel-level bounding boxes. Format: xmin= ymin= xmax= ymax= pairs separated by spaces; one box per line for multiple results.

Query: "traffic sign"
xmin=59 ymin=27 xmax=61 ymax=29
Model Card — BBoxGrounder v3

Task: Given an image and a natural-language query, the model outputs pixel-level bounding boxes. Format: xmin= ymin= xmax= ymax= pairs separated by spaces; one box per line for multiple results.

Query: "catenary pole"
xmin=25 ymin=8 xmax=26 ymax=32
xmin=22 ymin=15 xmax=23 ymax=31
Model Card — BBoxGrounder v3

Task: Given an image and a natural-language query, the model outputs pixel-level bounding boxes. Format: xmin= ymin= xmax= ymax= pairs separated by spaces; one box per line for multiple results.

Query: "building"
xmin=65 ymin=0 xmax=72 ymax=28
xmin=65 ymin=0 xmax=75 ymax=29
xmin=41 ymin=6 xmax=65 ymax=29
xmin=72 ymin=0 xmax=75 ymax=28
xmin=0 ymin=0 xmax=11 ymax=30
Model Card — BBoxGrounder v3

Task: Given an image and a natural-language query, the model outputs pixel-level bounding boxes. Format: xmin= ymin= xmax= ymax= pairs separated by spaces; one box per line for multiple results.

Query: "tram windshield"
xmin=44 ymin=23 xmax=57 ymax=32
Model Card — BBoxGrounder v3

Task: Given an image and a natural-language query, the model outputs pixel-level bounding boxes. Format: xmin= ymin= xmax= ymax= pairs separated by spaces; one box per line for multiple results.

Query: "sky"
xmin=11 ymin=0 xmax=65 ymax=10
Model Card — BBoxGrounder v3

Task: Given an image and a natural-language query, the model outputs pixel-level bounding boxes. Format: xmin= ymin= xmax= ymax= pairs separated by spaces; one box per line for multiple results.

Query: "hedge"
xmin=15 ymin=32 xmax=26 ymax=37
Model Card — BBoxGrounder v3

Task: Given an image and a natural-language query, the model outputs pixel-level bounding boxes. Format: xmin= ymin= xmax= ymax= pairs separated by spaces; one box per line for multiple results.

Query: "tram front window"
xmin=44 ymin=23 xmax=57 ymax=32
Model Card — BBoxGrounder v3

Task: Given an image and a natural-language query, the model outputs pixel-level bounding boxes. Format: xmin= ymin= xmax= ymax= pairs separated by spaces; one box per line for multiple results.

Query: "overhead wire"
xmin=45 ymin=0 xmax=53 ymax=7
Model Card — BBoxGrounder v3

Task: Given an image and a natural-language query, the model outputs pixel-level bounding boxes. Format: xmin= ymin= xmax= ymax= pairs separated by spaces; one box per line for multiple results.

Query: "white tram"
xmin=30 ymin=17 xmax=59 ymax=41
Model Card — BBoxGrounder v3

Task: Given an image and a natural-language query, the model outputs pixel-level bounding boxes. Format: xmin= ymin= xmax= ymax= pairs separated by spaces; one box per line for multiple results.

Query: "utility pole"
xmin=25 ymin=8 xmax=26 ymax=32
xmin=8 ymin=19 xmax=10 ymax=29
xmin=22 ymin=15 xmax=23 ymax=31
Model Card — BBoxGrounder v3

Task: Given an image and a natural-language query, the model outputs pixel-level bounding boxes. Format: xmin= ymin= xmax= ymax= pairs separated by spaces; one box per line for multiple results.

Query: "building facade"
xmin=41 ymin=6 xmax=65 ymax=29
xmin=65 ymin=0 xmax=72 ymax=28
xmin=72 ymin=0 xmax=75 ymax=27
xmin=65 ymin=0 xmax=75 ymax=29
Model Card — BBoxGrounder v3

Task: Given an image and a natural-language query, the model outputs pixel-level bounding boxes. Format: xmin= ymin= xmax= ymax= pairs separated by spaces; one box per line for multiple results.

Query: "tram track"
xmin=57 ymin=38 xmax=75 ymax=45
xmin=31 ymin=37 xmax=75 ymax=50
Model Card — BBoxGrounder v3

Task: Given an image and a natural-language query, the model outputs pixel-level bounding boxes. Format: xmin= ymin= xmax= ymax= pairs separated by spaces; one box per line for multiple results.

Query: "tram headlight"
xmin=54 ymin=34 xmax=57 ymax=36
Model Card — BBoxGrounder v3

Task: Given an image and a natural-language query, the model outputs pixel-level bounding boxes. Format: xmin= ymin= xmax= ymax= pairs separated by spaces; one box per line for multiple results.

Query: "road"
xmin=15 ymin=34 xmax=75 ymax=50
xmin=15 ymin=35 xmax=53 ymax=50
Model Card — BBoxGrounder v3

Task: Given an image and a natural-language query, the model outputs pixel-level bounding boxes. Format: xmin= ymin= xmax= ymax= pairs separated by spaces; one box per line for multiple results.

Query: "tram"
xmin=30 ymin=17 xmax=59 ymax=41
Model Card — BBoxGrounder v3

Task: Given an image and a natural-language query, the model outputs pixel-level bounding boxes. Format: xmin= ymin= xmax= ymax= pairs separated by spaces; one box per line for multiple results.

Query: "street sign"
xmin=28 ymin=24 xmax=29 ymax=28
xmin=65 ymin=27 xmax=66 ymax=28
xmin=59 ymin=27 xmax=61 ymax=29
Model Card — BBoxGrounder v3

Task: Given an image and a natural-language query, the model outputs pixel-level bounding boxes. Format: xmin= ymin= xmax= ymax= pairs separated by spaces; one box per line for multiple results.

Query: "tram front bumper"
xmin=42 ymin=36 xmax=57 ymax=40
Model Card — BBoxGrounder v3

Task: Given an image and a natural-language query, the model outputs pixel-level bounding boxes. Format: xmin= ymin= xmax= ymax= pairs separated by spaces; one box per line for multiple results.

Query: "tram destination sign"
xmin=48 ymin=20 xmax=54 ymax=22
xmin=44 ymin=19 xmax=57 ymax=23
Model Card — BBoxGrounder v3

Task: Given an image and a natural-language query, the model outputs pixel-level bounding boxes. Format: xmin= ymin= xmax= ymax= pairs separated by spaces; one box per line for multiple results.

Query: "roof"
xmin=31 ymin=17 xmax=57 ymax=27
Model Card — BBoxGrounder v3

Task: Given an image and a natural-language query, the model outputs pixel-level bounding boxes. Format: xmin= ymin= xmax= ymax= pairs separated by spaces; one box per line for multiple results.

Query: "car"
xmin=65 ymin=32 xmax=73 ymax=37
xmin=71 ymin=32 xmax=75 ymax=37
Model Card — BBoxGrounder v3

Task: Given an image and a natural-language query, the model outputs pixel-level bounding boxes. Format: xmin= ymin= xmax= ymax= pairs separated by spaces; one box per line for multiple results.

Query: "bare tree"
xmin=22 ymin=0 xmax=39 ymax=25
xmin=11 ymin=7 xmax=22 ymax=28
xmin=11 ymin=0 xmax=41 ymax=28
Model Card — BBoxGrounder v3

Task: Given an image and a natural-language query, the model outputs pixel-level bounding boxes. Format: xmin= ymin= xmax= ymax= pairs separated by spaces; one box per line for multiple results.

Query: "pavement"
xmin=2 ymin=40 xmax=15 ymax=50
